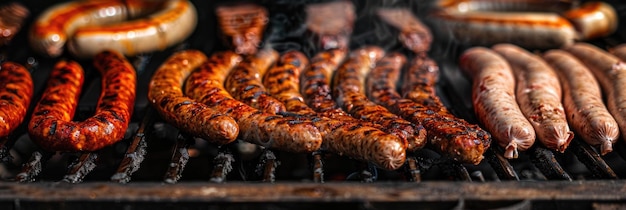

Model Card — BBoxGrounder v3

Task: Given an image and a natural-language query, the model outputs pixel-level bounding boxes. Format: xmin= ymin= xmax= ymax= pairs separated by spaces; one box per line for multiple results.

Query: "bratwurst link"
xmin=184 ymin=51 xmax=323 ymax=154
xmin=0 ymin=62 xmax=33 ymax=138
xmin=29 ymin=51 xmax=135 ymax=151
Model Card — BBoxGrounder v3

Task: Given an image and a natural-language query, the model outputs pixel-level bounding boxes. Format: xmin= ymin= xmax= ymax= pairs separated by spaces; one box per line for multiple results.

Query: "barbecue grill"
xmin=2 ymin=0 xmax=626 ymax=209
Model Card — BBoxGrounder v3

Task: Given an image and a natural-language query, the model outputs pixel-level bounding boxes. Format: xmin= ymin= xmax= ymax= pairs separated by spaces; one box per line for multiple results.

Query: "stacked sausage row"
xmin=461 ymin=43 xmax=626 ymax=158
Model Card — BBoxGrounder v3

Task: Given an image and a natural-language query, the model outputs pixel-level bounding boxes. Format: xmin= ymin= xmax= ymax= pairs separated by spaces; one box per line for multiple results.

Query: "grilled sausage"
xmin=334 ymin=46 xmax=427 ymax=151
xmin=0 ymin=62 xmax=33 ymax=138
xmin=376 ymin=8 xmax=432 ymax=54
xmin=565 ymin=43 xmax=626 ymax=142
xmin=216 ymin=3 xmax=268 ymax=55
xmin=305 ymin=1 xmax=356 ymax=50
xmin=29 ymin=51 xmax=136 ymax=151
xmin=68 ymin=0 xmax=197 ymax=58
xmin=611 ymin=44 xmax=626 ymax=62
xmin=493 ymin=44 xmax=573 ymax=152
xmin=562 ymin=1 xmax=618 ymax=40
xmin=223 ymin=48 xmax=285 ymax=114
xmin=367 ymin=53 xmax=490 ymax=164
xmin=262 ymin=50 xmax=406 ymax=170
xmin=459 ymin=47 xmax=535 ymax=159
xmin=147 ymin=50 xmax=239 ymax=145
xmin=543 ymin=49 xmax=619 ymax=155
xmin=0 ymin=2 xmax=29 ymax=46
xmin=184 ymin=51 xmax=323 ymax=154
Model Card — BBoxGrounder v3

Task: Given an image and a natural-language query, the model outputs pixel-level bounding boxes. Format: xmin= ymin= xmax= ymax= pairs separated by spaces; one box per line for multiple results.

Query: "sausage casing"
xmin=148 ymin=50 xmax=239 ymax=145
xmin=29 ymin=51 xmax=136 ymax=151
xmin=0 ymin=62 xmax=33 ymax=138
xmin=376 ymin=8 xmax=432 ymax=54
xmin=184 ymin=51 xmax=323 ymax=153
xmin=0 ymin=2 xmax=29 ymax=46
xmin=493 ymin=44 xmax=573 ymax=152
xmin=459 ymin=47 xmax=535 ymax=159
xmin=216 ymin=3 xmax=268 ymax=55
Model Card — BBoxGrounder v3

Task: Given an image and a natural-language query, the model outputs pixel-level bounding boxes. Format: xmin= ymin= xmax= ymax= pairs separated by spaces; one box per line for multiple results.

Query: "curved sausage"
xmin=376 ymin=8 xmax=432 ymax=54
xmin=223 ymin=48 xmax=285 ymax=114
xmin=611 ymin=44 xmax=626 ymax=62
xmin=216 ymin=3 xmax=268 ymax=55
xmin=262 ymin=50 xmax=406 ymax=170
xmin=493 ymin=44 xmax=573 ymax=152
xmin=334 ymin=46 xmax=427 ymax=151
xmin=301 ymin=48 xmax=348 ymax=113
xmin=305 ymin=1 xmax=355 ymax=51
xmin=184 ymin=51 xmax=323 ymax=154
xmin=0 ymin=62 xmax=33 ymax=138
xmin=147 ymin=50 xmax=239 ymax=145
xmin=367 ymin=53 xmax=490 ymax=164
xmin=68 ymin=0 xmax=198 ymax=58
xmin=29 ymin=51 xmax=136 ymax=151
xmin=565 ymin=43 xmax=626 ymax=143
xmin=459 ymin=47 xmax=535 ymax=159
xmin=0 ymin=2 xmax=29 ymax=46
xmin=543 ymin=49 xmax=619 ymax=155
xmin=562 ymin=1 xmax=618 ymax=40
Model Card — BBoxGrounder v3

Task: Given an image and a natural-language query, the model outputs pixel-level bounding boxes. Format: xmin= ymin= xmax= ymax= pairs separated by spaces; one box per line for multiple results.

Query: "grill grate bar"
xmin=311 ymin=151 xmax=324 ymax=183
xmin=529 ymin=146 xmax=572 ymax=181
xmin=444 ymin=160 xmax=472 ymax=181
xmin=61 ymin=152 xmax=98 ymax=183
xmin=110 ymin=108 xmax=155 ymax=183
xmin=209 ymin=148 xmax=234 ymax=183
xmin=568 ymin=138 xmax=618 ymax=179
xmin=163 ymin=133 xmax=191 ymax=184
xmin=485 ymin=147 xmax=520 ymax=181
xmin=0 ymin=137 xmax=10 ymax=163
xmin=404 ymin=156 xmax=421 ymax=182
xmin=257 ymin=150 xmax=279 ymax=183
xmin=15 ymin=151 xmax=52 ymax=183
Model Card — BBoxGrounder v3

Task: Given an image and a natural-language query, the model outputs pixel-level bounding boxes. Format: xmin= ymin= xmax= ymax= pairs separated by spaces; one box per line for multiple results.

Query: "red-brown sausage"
xmin=0 ymin=62 xmax=33 ymax=138
xmin=223 ymin=48 xmax=285 ymax=114
xmin=611 ymin=44 xmax=626 ymax=62
xmin=305 ymin=1 xmax=356 ymax=50
xmin=565 ymin=43 xmax=626 ymax=142
xmin=543 ymin=49 xmax=619 ymax=155
xmin=147 ymin=50 xmax=239 ymax=145
xmin=459 ymin=47 xmax=535 ymax=159
xmin=493 ymin=44 xmax=573 ymax=152
xmin=368 ymin=53 xmax=490 ymax=164
xmin=184 ymin=51 xmax=323 ymax=153
xmin=0 ymin=2 xmax=29 ymax=46
xmin=29 ymin=51 xmax=136 ymax=151
xmin=334 ymin=46 xmax=427 ymax=151
xmin=301 ymin=48 xmax=348 ymax=113
xmin=216 ymin=3 xmax=268 ymax=55
xmin=376 ymin=8 xmax=432 ymax=54
xmin=262 ymin=50 xmax=407 ymax=170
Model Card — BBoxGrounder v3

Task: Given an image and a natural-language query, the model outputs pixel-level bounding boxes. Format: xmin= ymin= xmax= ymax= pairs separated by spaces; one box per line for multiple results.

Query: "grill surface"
xmin=2 ymin=0 xmax=626 ymax=209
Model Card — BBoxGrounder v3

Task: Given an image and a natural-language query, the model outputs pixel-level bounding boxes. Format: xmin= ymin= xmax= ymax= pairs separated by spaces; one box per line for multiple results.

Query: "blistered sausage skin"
xmin=493 ymin=44 xmax=573 ymax=152
xmin=29 ymin=51 xmax=136 ymax=151
xmin=68 ymin=0 xmax=198 ymax=58
xmin=334 ymin=46 xmax=427 ymax=151
xmin=216 ymin=3 xmax=268 ymax=55
xmin=0 ymin=62 xmax=33 ymax=138
xmin=459 ymin=47 xmax=535 ymax=159
xmin=611 ymin=44 xmax=626 ymax=62
xmin=224 ymin=48 xmax=285 ymax=114
xmin=184 ymin=51 xmax=323 ymax=154
xmin=262 ymin=50 xmax=406 ymax=170
xmin=543 ymin=50 xmax=619 ymax=155
xmin=148 ymin=50 xmax=239 ymax=145
xmin=565 ymin=43 xmax=626 ymax=142
xmin=367 ymin=53 xmax=490 ymax=164
xmin=0 ymin=2 xmax=29 ymax=46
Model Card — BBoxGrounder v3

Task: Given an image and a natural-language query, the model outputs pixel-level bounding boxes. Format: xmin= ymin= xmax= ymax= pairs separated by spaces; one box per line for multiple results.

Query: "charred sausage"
xmin=0 ymin=2 xmax=29 ymax=46
xmin=147 ymin=50 xmax=239 ymax=145
xmin=376 ymin=8 xmax=432 ymax=54
xmin=0 ymin=62 xmax=33 ymax=138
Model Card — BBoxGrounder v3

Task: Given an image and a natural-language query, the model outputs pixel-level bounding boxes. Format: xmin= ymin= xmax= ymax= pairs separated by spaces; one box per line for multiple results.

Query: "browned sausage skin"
xmin=492 ymin=44 xmax=573 ymax=152
xmin=262 ymin=50 xmax=407 ymax=170
xmin=184 ymin=51 xmax=323 ymax=153
xmin=0 ymin=62 xmax=33 ymax=138
xmin=543 ymin=49 xmax=619 ymax=155
xmin=367 ymin=52 xmax=490 ymax=164
xmin=29 ymin=51 xmax=136 ymax=151
xmin=0 ymin=2 xmax=29 ymax=46
xmin=333 ymin=46 xmax=427 ymax=151
xmin=148 ymin=50 xmax=239 ymax=145
xmin=459 ymin=47 xmax=535 ymax=159
xmin=216 ymin=3 xmax=268 ymax=55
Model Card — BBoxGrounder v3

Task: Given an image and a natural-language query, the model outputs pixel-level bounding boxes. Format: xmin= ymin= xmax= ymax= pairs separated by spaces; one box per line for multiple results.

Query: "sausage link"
xmin=68 ymin=0 xmax=198 ymax=58
xmin=0 ymin=2 xmax=29 ymax=46
xmin=224 ymin=48 xmax=285 ymax=114
xmin=611 ymin=44 xmax=626 ymax=62
xmin=184 ymin=51 xmax=322 ymax=153
xmin=459 ymin=47 xmax=535 ymax=159
xmin=367 ymin=53 xmax=490 ymax=164
xmin=563 ymin=1 xmax=618 ymax=40
xmin=29 ymin=51 xmax=136 ymax=151
xmin=565 ymin=43 xmax=626 ymax=142
xmin=305 ymin=1 xmax=356 ymax=51
xmin=334 ymin=46 xmax=426 ymax=151
xmin=216 ymin=3 xmax=268 ymax=55
xmin=147 ymin=50 xmax=239 ymax=145
xmin=493 ymin=44 xmax=573 ymax=152
xmin=376 ymin=8 xmax=432 ymax=54
xmin=301 ymin=48 xmax=348 ymax=113
xmin=0 ymin=62 xmax=33 ymax=138
xmin=543 ymin=50 xmax=619 ymax=155
xmin=262 ymin=50 xmax=406 ymax=170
